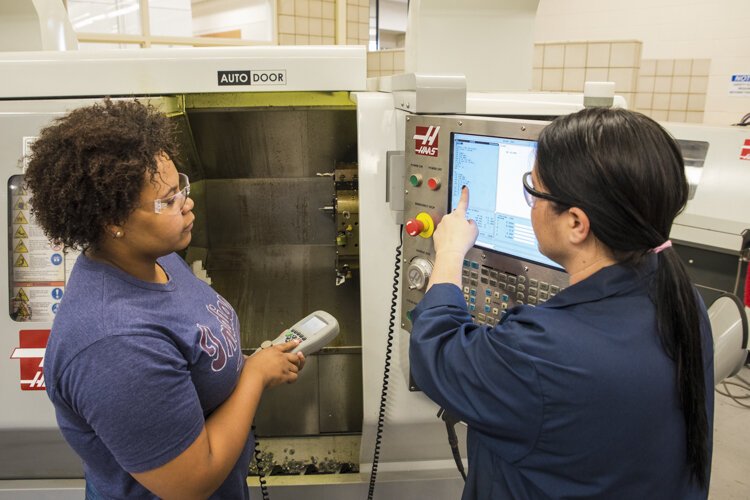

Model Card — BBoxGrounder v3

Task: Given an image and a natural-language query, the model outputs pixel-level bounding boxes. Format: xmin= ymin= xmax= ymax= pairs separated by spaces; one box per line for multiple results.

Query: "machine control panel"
xmin=401 ymin=115 xmax=569 ymax=332
xmin=459 ymin=256 xmax=563 ymax=326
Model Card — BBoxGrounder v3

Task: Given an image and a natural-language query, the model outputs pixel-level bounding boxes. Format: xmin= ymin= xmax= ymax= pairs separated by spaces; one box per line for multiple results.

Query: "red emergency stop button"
xmin=405 ymin=212 xmax=435 ymax=238
xmin=427 ymin=177 xmax=441 ymax=190
xmin=406 ymin=218 xmax=425 ymax=236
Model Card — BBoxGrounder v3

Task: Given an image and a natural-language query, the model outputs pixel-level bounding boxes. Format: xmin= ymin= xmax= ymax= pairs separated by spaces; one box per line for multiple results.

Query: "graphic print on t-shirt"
xmin=198 ymin=295 xmax=241 ymax=372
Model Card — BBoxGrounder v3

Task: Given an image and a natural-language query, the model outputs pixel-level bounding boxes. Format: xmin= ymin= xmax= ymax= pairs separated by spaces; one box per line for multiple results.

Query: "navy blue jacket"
xmin=410 ymin=256 xmax=714 ymax=499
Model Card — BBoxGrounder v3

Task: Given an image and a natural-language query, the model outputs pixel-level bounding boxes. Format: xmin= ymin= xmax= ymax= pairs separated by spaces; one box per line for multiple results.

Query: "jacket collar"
xmin=542 ymin=254 xmax=658 ymax=309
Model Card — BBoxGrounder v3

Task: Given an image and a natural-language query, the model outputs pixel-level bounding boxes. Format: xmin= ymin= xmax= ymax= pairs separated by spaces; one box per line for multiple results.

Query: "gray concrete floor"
xmin=709 ymin=365 xmax=750 ymax=499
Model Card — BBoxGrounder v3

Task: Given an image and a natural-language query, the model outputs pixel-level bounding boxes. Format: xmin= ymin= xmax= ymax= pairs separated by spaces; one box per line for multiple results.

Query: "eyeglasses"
xmin=522 ymin=171 xmax=570 ymax=208
xmin=153 ymin=173 xmax=190 ymax=215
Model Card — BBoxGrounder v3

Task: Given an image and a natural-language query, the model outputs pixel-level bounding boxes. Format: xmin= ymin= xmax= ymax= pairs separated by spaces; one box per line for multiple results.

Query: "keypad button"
xmin=489 ymin=270 xmax=498 ymax=279
xmin=485 ymin=289 xmax=492 ymax=296
xmin=492 ymin=307 xmax=499 ymax=315
xmin=501 ymin=294 xmax=509 ymax=302
xmin=550 ymin=285 xmax=560 ymax=294
xmin=508 ymin=276 xmax=517 ymax=285
xmin=489 ymin=279 xmax=497 ymax=287
xmin=529 ymin=287 xmax=537 ymax=296
xmin=529 ymin=279 xmax=538 ymax=287
xmin=470 ymin=289 xmax=476 ymax=296
xmin=470 ymin=262 xmax=479 ymax=269
xmin=539 ymin=291 xmax=548 ymax=300
xmin=528 ymin=296 xmax=537 ymax=304
xmin=507 ymin=285 xmax=516 ymax=293
xmin=516 ymin=292 xmax=525 ymax=300
xmin=540 ymin=282 xmax=549 ymax=291
xmin=463 ymin=286 xmax=470 ymax=293
xmin=478 ymin=313 xmax=486 ymax=321
xmin=518 ymin=276 xmax=526 ymax=284
xmin=498 ymin=273 xmax=507 ymax=282
xmin=517 ymin=284 xmax=526 ymax=292
xmin=481 ymin=268 xmax=489 ymax=276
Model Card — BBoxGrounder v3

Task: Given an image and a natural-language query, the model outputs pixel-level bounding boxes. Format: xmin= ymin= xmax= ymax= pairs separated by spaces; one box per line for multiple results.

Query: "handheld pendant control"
xmin=260 ymin=310 xmax=339 ymax=356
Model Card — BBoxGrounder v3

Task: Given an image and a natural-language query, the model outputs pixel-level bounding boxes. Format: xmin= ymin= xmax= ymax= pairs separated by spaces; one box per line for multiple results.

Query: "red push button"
xmin=405 ymin=212 xmax=435 ymax=238
xmin=427 ymin=177 xmax=441 ymax=190
xmin=406 ymin=218 xmax=425 ymax=236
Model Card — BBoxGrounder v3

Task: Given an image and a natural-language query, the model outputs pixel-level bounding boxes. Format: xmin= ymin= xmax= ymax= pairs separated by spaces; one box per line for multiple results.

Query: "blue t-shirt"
xmin=45 ymin=253 xmax=251 ymax=499
xmin=410 ymin=255 xmax=714 ymax=499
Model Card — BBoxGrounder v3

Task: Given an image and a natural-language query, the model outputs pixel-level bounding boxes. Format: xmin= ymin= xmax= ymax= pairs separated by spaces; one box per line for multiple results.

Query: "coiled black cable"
xmin=251 ymin=424 xmax=270 ymax=500
xmin=367 ymin=227 xmax=403 ymax=500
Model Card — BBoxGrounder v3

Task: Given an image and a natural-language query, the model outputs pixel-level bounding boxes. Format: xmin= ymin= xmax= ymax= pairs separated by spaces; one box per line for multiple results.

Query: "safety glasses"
xmin=522 ymin=171 xmax=570 ymax=208
xmin=153 ymin=173 xmax=190 ymax=215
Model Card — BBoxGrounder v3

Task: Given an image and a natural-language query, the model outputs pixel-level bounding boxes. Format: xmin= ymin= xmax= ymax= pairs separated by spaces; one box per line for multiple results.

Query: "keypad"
xmin=459 ymin=263 xmax=566 ymax=329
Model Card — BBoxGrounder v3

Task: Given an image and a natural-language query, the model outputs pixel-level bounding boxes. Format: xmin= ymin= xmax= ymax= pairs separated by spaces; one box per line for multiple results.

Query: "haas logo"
xmin=741 ymin=139 xmax=750 ymax=161
xmin=10 ymin=330 xmax=49 ymax=391
xmin=414 ymin=126 xmax=440 ymax=157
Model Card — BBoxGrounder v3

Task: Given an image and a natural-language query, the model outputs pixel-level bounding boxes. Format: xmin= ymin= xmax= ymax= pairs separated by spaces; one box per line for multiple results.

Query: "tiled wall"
xmin=533 ymin=41 xmax=710 ymax=123
xmin=533 ymin=41 xmax=641 ymax=113
xmin=277 ymin=0 xmax=336 ymax=45
xmin=634 ymin=59 xmax=710 ymax=123
xmin=534 ymin=0 xmax=750 ymax=126
xmin=346 ymin=0 xmax=370 ymax=45
xmin=277 ymin=0 xmax=368 ymax=46
xmin=366 ymin=48 xmax=405 ymax=78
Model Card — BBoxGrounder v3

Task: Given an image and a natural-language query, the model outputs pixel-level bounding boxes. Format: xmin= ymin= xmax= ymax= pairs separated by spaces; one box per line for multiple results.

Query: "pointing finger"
xmin=455 ymin=185 xmax=470 ymax=213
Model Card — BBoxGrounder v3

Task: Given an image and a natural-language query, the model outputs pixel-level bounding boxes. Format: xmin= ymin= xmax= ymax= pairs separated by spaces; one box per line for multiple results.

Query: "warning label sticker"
xmin=8 ymin=174 xmax=77 ymax=322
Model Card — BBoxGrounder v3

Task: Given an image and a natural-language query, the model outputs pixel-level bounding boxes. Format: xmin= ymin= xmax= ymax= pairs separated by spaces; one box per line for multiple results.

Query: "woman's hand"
xmin=433 ymin=186 xmax=478 ymax=259
xmin=244 ymin=340 xmax=305 ymax=389
xmin=426 ymin=186 xmax=478 ymax=290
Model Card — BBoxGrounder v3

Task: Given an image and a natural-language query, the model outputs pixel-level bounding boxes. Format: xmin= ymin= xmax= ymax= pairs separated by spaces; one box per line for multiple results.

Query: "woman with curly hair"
xmin=25 ymin=99 xmax=305 ymax=500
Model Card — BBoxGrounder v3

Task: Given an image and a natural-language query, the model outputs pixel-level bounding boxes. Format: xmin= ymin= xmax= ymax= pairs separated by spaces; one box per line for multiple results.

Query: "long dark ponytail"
xmin=536 ymin=107 xmax=709 ymax=488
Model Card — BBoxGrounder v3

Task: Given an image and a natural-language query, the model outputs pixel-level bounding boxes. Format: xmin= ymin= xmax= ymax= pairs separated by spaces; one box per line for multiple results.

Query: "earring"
xmin=113 ymin=231 xmax=123 ymax=238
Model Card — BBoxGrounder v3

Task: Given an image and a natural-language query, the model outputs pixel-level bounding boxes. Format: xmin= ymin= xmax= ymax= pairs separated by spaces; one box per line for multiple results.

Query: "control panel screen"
xmin=449 ymin=133 xmax=563 ymax=270
xmin=297 ymin=315 xmax=327 ymax=336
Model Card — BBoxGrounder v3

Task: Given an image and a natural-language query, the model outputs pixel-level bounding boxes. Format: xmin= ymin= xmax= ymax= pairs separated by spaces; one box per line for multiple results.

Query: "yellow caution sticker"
xmin=14 ymin=254 xmax=29 ymax=267
xmin=16 ymin=289 xmax=29 ymax=302
xmin=14 ymin=241 xmax=28 ymax=253
xmin=13 ymin=212 xmax=28 ymax=224
xmin=15 ymin=226 xmax=27 ymax=238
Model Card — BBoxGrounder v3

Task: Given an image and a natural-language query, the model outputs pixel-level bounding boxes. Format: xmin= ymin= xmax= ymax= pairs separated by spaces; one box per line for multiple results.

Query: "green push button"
xmin=409 ymin=174 xmax=423 ymax=187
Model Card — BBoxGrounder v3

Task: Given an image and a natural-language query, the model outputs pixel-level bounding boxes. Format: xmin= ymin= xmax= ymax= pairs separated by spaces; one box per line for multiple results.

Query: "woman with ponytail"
xmin=410 ymin=107 xmax=714 ymax=499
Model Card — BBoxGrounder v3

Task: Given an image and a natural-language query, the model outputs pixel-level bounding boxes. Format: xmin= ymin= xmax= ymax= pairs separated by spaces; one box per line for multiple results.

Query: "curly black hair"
xmin=24 ymin=99 xmax=178 ymax=250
